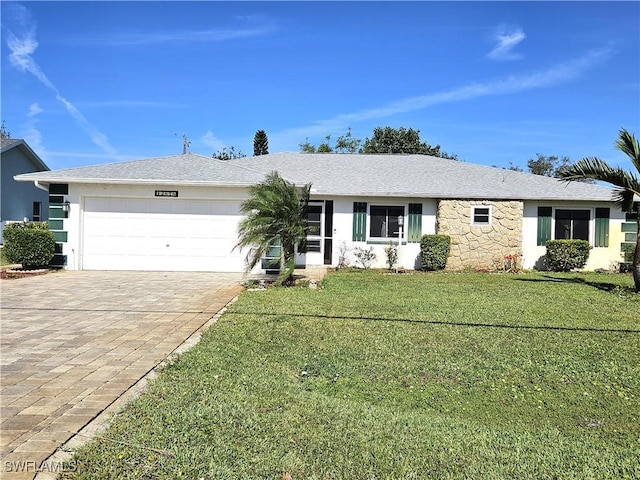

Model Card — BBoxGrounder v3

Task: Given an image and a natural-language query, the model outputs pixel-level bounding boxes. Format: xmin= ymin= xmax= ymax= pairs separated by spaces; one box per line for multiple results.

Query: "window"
xmin=307 ymin=204 xmax=322 ymax=236
xmin=472 ymin=206 xmax=491 ymax=225
xmin=305 ymin=203 xmax=323 ymax=252
xmin=555 ymin=209 xmax=590 ymax=241
xmin=369 ymin=205 xmax=404 ymax=238
xmin=32 ymin=202 xmax=42 ymax=222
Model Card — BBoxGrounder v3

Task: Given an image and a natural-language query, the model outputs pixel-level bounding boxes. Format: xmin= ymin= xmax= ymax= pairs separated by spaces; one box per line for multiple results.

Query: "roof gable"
xmin=1 ymin=138 xmax=49 ymax=172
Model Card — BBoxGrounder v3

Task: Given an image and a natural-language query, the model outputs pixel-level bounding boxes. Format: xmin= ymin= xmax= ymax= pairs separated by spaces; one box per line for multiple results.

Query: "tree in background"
xmin=559 ymin=128 xmax=640 ymax=292
xmin=527 ymin=154 xmax=572 ymax=177
xmin=299 ymin=126 xmax=456 ymax=159
xmin=525 ymin=154 xmax=593 ymax=183
xmin=253 ymin=130 xmax=269 ymax=156
xmin=235 ymin=171 xmax=311 ymax=286
xmin=1 ymin=121 xmax=11 ymax=139
xmin=334 ymin=127 xmax=362 ymax=153
xmin=213 ymin=146 xmax=246 ymax=160
xmin=361 ymin=126 xmax=458 ymax=159
xmin=300 ymin=134 xmax=336 ymax=153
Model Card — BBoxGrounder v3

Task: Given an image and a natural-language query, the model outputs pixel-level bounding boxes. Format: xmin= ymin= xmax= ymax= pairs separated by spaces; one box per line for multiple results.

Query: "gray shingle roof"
xmin=15 ymin=152 xmax=620 ymax=202
xmin=14 ymin=153 xmax=266 ymax=186
xmin=1 ymin=138 xmax=22 ymax=150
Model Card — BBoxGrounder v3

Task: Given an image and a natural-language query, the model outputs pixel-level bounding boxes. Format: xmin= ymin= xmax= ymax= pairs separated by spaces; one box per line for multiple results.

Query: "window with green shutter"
xmin=352 ymin=202 xmax=367 ymax=241
xmin=537 ymin=207 xmax=552 ymax=246
xmin=594 ymin=208 xmax=610 ymax=247
xmin=408 ymin=203 xmax=422 ymax=243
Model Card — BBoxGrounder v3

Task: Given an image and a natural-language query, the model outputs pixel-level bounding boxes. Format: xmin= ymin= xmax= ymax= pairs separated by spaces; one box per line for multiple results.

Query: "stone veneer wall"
xmin=437 ymin=200 xmax=524 ymax=270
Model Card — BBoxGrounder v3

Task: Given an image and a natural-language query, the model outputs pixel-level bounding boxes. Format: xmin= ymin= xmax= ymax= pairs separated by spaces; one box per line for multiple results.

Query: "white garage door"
xmin=82 ymin=197 xmax=246 ymax=272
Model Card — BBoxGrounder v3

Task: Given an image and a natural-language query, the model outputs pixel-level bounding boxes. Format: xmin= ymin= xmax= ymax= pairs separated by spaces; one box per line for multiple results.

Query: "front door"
xmin=296 ymin=201 xmax=326 ymax=267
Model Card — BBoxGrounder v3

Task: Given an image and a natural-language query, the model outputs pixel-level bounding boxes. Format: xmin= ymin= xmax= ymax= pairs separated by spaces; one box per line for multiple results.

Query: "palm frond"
xmin=615 ymin=128 xmax=640 ymax=175
xmin=558 ymin=156 xmax=640 ymax=211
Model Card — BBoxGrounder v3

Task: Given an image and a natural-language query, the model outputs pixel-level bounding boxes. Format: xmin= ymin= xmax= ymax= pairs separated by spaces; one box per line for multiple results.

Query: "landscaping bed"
xmin=62 ymin=271 xmax=639 ymax=479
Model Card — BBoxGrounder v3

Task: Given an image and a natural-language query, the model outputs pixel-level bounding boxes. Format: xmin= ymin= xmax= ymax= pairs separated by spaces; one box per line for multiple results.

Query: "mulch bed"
xmin=1 ymin=265 xmax=51 ymax=279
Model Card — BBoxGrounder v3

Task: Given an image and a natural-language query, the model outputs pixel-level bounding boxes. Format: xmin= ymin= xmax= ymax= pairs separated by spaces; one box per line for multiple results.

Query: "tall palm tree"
xmin=235 ymin=171 xmax=311 ymax=286
xmin=559 ymin=128 xmax=640 ymax=292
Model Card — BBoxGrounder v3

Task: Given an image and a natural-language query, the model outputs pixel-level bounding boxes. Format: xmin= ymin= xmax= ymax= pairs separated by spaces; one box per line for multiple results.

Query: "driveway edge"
xmin=33 ymin=293 xmax=242 ymax=480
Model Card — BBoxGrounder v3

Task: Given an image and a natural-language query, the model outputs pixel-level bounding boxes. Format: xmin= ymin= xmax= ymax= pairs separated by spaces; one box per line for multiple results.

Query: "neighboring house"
xmin=1 ymin=138 xmax=50 ymax=241
xmin=14 ymin=152 xmax=637 ymax=273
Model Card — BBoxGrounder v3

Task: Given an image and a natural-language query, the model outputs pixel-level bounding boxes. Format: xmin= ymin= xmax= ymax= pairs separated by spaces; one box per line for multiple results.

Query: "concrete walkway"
xmin=0 ymin=270 xmax=245 ymax=479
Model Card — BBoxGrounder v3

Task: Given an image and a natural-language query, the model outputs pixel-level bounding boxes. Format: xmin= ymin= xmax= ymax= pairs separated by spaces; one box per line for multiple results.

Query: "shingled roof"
xmin=15 ymin=152 xmax=619 ymax=202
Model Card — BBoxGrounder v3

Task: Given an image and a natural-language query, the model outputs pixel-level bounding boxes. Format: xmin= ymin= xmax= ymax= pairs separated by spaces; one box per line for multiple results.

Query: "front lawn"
xmin=63 ymin=271 xmax=639 ymax=479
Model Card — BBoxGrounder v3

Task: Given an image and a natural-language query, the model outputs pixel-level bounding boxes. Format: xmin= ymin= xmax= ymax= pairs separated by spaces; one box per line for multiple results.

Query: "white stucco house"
xmin=14 ymin=152 xmax=638 ymax=273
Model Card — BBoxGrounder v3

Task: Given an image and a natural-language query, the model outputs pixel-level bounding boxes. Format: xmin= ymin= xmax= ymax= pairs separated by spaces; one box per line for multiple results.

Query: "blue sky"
xmin=2 ymin=1 xmax=639 ymax=171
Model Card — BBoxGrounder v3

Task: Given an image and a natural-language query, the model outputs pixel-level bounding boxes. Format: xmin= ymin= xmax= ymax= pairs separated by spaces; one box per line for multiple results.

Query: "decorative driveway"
xmin=0 ymin=270 xmax=244 ymax=479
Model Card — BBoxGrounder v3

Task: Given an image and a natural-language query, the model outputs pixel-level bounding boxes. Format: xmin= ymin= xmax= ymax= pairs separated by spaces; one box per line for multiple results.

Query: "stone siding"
xmin=437 ymin=200 xmax=524 ymax=270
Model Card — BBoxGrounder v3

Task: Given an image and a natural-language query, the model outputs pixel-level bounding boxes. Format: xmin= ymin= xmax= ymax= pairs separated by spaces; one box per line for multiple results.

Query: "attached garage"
xmin=81 ymin=196 xmax=245 ymax=272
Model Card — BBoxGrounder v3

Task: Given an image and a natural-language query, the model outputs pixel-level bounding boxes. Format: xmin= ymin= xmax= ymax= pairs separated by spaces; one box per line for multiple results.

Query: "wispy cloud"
xmin=200 ymin=130 xmax=226 ymax=152
xmin=104 ymin=27 xmax=274 ymax=46
xmin=83 ymin=16 xmax=277 ymax=46
xmin=4 ymin=4 xmax=118 ymax=158
xmin=22 ymin=102 xmax=47 ymax=157
xmin=277 ymin=48 xmax=614 ymax=141
xmin=77 ymin=100 xmax=184 ymax=109
xmin=486 ymin=25 xmax=526 ymax=61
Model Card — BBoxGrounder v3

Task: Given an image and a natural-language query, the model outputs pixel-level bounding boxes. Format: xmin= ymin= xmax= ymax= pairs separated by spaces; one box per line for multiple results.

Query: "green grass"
xmin=62 ymin=271 xmax=639 ymax=479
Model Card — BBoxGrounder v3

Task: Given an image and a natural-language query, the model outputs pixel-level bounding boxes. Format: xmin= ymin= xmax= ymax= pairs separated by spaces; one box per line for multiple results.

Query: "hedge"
xmin=2 ymin=222 xmax=55 ymax=268
xmin=420 ymin=234 xmax=451 ymax=271
xmin=545 ymin=239 xmax=591 ymax=272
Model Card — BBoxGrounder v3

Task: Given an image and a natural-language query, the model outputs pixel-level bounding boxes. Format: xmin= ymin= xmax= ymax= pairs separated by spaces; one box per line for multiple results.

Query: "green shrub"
xmin=620 ymin=242 xmax=636 ymax=273
xmin=384 ymin=242 xmax=398 ymax=270
xmin=353 ymin=246 xmax=376 ymax=269
xmin=420 ymin=234 xmax=451 ymax=271
xmin=2 ymin=222 xmax=55 ymax=268
xmin=545 ymin=239 xmax=590 ymax=272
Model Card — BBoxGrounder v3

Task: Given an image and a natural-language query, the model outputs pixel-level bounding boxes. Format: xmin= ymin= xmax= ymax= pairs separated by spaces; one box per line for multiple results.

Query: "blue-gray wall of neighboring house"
xmin=1 ymin=148 xmax=49 ymax=226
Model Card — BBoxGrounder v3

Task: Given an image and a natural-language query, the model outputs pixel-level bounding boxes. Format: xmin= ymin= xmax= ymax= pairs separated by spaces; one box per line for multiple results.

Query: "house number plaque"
xmin=155 ymin=190 xmax=179 ymax=197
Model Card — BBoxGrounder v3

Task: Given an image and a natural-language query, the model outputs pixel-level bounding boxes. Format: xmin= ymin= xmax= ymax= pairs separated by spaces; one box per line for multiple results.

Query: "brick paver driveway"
xmin=1 ymin=270 xmax=244 ymax=479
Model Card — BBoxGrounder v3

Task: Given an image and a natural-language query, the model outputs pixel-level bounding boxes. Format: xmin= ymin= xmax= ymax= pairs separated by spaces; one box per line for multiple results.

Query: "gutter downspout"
xmin=34 ymin=180 xmax=49 ymax=192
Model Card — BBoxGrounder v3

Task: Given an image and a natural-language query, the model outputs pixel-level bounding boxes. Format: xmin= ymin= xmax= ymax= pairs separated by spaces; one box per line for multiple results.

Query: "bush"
xmin=620 ymin=242 xmax=636 ymax=273
xmin=384 ymin=242 xmax=398 ymax=270
xmin=353 ymin=246 xmax=376 ymax=269
xmin=420 ymin=234 xmax=451 ymax=271
xmin=2 ymin=222 xmax=55 ymax=268
xmin=545 ymin=239 xmax=590 ymax=272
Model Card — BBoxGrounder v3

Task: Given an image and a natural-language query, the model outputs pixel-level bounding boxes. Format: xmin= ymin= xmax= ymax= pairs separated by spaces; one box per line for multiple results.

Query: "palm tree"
xmin=235 ymin=171 xmax=311 ymax=286
xmin=559 ymin=128 xmax=640 ymax=292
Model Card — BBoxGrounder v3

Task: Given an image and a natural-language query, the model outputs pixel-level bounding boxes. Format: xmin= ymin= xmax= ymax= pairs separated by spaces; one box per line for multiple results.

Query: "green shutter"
xmin=594 ymin=208 xmax=610 ymax=247
xmin=352 ymin=202 xmax=367 ymax=241
xmin=408 ymin=203 xmax=422 ymax=243
xmin=537 ymin=207 xmax=552 ymax=246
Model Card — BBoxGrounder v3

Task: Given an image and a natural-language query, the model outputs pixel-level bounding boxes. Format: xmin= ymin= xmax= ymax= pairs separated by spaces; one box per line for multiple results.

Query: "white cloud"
xmin=105 ymin=27 xmax=274 ymax=46
xmin=28 ymin=102 xmax=43 ymax=117
xmin=276 ymin=48 xmax=614 ymax=142
xmin=4 ymin=5 xmax=119 ymax=158
xmin=83 ymin=16 xmax=277 ymax=47
xmin=200 ymin=131 xmax=226 ymax=152
xmin=486 ymin=25 xmax=526 ymax=61
xmin=21 ymin=103 xmax=46 ymax=158
xmin=77 ymin=100 xmax=183 ymax=109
